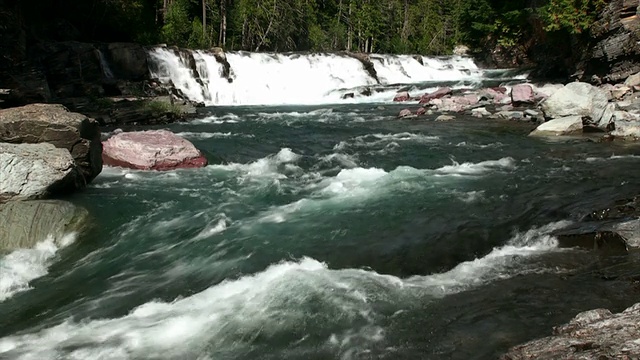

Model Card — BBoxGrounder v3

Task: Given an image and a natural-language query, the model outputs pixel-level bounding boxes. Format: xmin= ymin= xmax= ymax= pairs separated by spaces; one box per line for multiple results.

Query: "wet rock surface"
xmin=502 ymin=302 xmax=640 ymax=360
xmin=0 ymin=200 xmax=89 ymax=252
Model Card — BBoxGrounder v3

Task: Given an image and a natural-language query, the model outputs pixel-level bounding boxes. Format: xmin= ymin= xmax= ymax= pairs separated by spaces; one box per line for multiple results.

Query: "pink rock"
xmin=393 ymin=91 xmax=411 ymax=102
xmin=434 ymin=94 xmax=479 ymax=112
xmin=416 ymin=107 xmax=426 ymax=116
xmin=511 ymin=84 xmax=535 ymax=104
xmin=398 ymin=109 xmax=413 ymax=118
xmin=480 ymin=88 xmax=509 ymax=103
xmin=102 ymin=130 xmax=208 ymax=171
xmin=419 ymin=87 xmax=452 ymax=104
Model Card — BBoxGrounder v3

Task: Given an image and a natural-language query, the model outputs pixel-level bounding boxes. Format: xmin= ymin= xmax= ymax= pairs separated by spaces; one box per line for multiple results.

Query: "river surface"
xmin=2 ymin=104 xmax=640 ymax=359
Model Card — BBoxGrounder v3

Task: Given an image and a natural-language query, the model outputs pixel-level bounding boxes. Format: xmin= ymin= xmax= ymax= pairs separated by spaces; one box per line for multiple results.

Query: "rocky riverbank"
xmin=0 ymin=103 xmax=207 ymax=255
xmin=394 ymin=72 xmax=640 ymax=141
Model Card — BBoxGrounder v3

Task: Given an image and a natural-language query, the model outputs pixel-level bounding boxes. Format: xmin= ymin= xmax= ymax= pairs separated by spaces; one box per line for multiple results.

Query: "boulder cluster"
xmin=0 ymin=103 xmax=207 ymax=253
xmin=394 ymin=72 xmax=640 ymax=140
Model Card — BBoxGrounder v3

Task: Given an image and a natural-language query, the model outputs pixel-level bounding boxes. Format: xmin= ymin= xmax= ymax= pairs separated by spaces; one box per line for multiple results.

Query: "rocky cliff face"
xmin=577 ymin=0 xmax=640 ymax=83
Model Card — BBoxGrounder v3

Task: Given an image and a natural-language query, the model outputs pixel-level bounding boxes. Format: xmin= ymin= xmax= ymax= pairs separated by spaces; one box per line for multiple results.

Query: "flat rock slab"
xmin=502 ymin=303 xmax=640 ymax=359
xmin=0 ymin=103 xmax=102 ymax=183
xmin=102 ymin=130 xmax=208 ymax=171
xmin=530 ymin=116 xmax=584 ymax=136
xmin=0 ymin=200 xmax=89 ymax=252
xmin=0 ymin=143 xmax=80 ymax=201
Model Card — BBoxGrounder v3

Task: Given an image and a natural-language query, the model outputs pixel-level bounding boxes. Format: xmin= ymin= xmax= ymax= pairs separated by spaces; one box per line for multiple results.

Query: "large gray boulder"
xmin=611 ymin=120 xmax=640 ymax=138
xmin=541 ymin=82 xmax=611 ymax=128
xmin=502 ymin=302 xmax=640 ymax=359
xmin=529 ymin=116 xmax=584 ymax=136
xmin=0 ymin=143 xmax=80 ymax=201
xmin=0 ymin=103 xmax=102 ymax=184
xmin=0 ymin=200 xmax=89 ymax=252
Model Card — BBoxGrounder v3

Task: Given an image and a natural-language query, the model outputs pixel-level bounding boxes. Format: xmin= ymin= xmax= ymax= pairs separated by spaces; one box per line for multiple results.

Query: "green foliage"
xmin=162 ymin=0 xmax=192 ymax=46
xmin=145 ymin=100 xmax=183 ymax=116
xmin=542 ymin=0 xmax=605 ymax=34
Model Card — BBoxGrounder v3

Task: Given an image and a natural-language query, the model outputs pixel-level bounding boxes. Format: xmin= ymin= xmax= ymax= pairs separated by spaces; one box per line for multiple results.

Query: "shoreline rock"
xmin=0 ymin=200 xmax=90 ymax=253
xmin=0 ymin=103 xmax=102 ymax=183
xmin=502 ymin=302 xmax=640 ymax=359
xmin=0 ymin=143 xmax=81 ymax=202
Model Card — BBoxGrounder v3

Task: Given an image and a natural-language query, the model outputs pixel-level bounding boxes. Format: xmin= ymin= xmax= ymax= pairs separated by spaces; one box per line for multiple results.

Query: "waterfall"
xmin=147 ymin=47 xmax=518 ymax=106
xmin=97 ymin=49 xmax=114 ymax=80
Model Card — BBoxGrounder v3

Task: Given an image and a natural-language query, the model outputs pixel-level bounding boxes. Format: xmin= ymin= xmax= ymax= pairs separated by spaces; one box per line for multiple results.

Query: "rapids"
xmin=2 ymin=52 xmax=640 ymax=359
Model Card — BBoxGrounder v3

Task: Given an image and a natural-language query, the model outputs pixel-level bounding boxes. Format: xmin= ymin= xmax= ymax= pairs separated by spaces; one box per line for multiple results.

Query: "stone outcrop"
xmin=102 ymin=129 xmax=208 ymax=171
xmin=105 ymin=43 xmax=148 ymax=81
xmin=578 ymin=0 xmax=640 ymax=83
xmin=0 ymin=103 xmax=102 ymax=183
xmin=502 ymin=302 xmax=640 ymax=360
xmin=344 ymin=52 xmax=379 ymax=83
xmin=541 ymin=82 xmax=612 ymax=127
xmin=0 ymin=143 xmax=80 ymax=201
xmin=0 ymin=200 xmax=89 ymax=252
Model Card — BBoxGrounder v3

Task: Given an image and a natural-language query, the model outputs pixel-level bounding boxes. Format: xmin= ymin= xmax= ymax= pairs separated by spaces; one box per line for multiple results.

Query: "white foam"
xmin=319 ymin=153 xmax=359 ymax=168
xmin=320 ymin=167 xmax=388 ymax=196
xmin=192 ymin=215 xmax=229 ymax=241
xmin=0 ymin=222 xmax=570 ymax=359
xmin=585 ymin=154 xmax=640 ymax=162
xmin=434 ymin=157 xmax=516 ymax=176
xmin=176 ymin=132 xmax=250 ymax=139
xmin=208 ymin=148 xmax=301 ymax=180
xmin=0 ymin=233 xmax=77 ymax=302
xmin=336 ymin=133 xmax=439 ymax=152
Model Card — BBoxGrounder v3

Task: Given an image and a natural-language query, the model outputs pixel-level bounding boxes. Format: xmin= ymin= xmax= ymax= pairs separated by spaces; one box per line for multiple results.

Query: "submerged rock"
xmin=529 ymin=116 xmax=584 ymax=136
xmin=435 ymin=114 xmax=455 ymax=122
xmin=102 ymin=130 xmax=208 ymax=171
xmin=0 ymin=103 xmax=102 ymax=184
xmin=393 ymin=91 xmax=411 ymax=102
xmin=471 ymin=107 xmax=492 ymax=117
xmin=502 ymin=302 xmax=640 ymax=360
xmin=0 ymin=143 xmax=80 ymax=201
xmin=554 ymin=229 xmax=628 ymax=255
xmin=541 ymin=82 xmax=611 ymax=128
xmin=397 ymin=108 xmax=414 ymax=119
xmin=0 ymin=200 xmax=89 ymax=252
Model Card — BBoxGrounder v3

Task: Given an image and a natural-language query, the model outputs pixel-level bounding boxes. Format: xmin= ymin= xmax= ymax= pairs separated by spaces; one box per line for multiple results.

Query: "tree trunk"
xmin=202 ymin=0 xmax=207 ymax=41
xmin=347 ymin=0 xmax=352 ymax=50
xmin=402 ymin=0 xmax=409 ymax=41
xmin=335 ymin=0 xmax=343 ymax=49
xmin=219 ymin=0 xmax=227 ymax=47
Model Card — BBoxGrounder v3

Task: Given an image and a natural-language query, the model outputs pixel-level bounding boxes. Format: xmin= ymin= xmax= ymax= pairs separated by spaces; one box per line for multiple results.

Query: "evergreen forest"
xmin=9 ymin=0 xmax=606 ymax=54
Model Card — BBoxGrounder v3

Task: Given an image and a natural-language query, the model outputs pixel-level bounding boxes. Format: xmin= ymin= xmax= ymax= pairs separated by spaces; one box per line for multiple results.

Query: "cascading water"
xmin=147 ymin=47 xmax=511 ymax=106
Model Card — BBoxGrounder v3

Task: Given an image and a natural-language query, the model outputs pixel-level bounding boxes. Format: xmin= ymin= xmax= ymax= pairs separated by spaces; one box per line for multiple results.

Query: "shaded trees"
xmin=5 ymin=0 xmax=609 ymax=55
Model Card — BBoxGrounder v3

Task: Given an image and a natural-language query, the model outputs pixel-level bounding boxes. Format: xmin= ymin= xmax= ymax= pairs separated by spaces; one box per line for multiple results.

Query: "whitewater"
xmin=147 ymin=47 xmax=524 ymax=106
xmin=2 ymin=52 xmax=640 ymax=360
